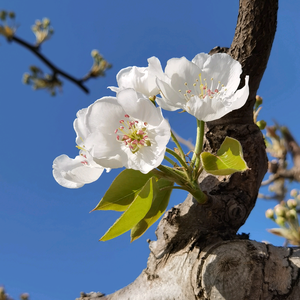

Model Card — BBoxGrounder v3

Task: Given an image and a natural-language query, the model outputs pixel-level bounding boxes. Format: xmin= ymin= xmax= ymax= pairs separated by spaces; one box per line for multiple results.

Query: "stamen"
xmin=115 ymin=116 xmax=151 ymax=153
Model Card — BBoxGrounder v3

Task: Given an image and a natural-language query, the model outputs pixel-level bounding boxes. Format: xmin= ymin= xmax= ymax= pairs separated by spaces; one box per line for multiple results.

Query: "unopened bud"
xmin=275 ymin=216 xmax=285 ymax=226
xmin=290 ymin=189 xmax=298 ymax=198
xmin=256 ymin=120 xmax=267 ymax=130
xmin=255 ymin=95 xmax=263 ymax=106
xmin=43 ymin=18 xmax=50 ymax=26
xmin=287 ymin=199 xmax=297 ymax=209
xmin=265 ymin=208 xmax=274 ymax=219
xmin=91 ymin=49 xmax=99 ymax=58
xmin=22 ymin=73 xmax=31 ymax=84
xmin=8 ymin=11 xmax=15 ymax=19
xmin=287 ymin=209 xmax=297 ymax=220
xmin=274 ymin=204 xmax=286 ymax=217
xmin=20 ymin=293 xmax=29 ymax=300
xmin=0 ymin=11 xmax=7 ymax=21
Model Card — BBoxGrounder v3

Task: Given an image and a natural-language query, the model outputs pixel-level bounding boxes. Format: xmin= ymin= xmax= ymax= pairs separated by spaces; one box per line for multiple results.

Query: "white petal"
xmin=156 ymin=78 xmax=186 ymax=110
xmin=53 ymin=154 xmax=104 ymax=189
xmin=202 ymin=53 xmax=242 ymax=95
xmin=117 ymin=89 xmax=163 ymax=126
xmin=84 ymin=131 xmax=125 ymax=168
xmin=74 ymin=107 xmax=90 ymax=146
xmin=155 ymin=96 xmax=179 ymax=111
xmin=165 ymin=57 xmax=201 ymax=92
xmin=85 ymin=97 xmax=125 ymax=133
xmin=187 ymin=76 xmax=249 ymax=122
xmin=225 ymin=75 xmax=249 ymax=110
xmin=192 ymin=53 xmax=210 ymax=68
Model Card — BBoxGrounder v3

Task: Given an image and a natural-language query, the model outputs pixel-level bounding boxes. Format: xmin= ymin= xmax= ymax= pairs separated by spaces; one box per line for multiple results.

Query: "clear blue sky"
xmin=1 ymin=1 xmax=300 ymax=299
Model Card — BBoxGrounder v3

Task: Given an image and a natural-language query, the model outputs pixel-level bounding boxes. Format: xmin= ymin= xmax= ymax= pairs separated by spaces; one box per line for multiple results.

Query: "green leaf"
xmin=130 ymin=179 xmax=174 ymax=242
xmin=100 ymin=177 xmax=158 ymax=241
xmin=200 ymin=137 xmax=249 ymax=175
xmin=92 ymin=169 xmax=155 ymax=212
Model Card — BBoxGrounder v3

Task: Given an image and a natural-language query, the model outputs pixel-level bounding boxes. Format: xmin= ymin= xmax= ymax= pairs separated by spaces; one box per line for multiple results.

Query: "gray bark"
xmin=75 ymin=1 xmax=300 ymax=299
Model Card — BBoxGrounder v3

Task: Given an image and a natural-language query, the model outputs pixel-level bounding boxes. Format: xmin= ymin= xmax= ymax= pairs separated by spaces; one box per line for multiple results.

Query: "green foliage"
xmin=131 ymin=178 xmax=173 ymax=242
xmin=200 ymin=137 xmax=248 ymax=175
xmin=93 ymin=169 xmax=155 ymax=212
xmin=100 ymin=177 xmax=158 ymax=241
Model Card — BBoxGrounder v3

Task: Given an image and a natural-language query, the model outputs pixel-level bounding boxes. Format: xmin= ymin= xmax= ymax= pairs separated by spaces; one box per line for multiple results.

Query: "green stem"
xmin=171 ymin=130 xmax=186 ymax=160
xmin=166 ymin=148 xmax=188 ymax=168
xmin=189 ymin=183 xmax=208 ymax=204
xmin=157 ymin=165 xmax=188 ymax=185
xmin=164 ymin=155 xmax=177 ymax=167
xmin=191 ymin=120 xmax=205 ymax=179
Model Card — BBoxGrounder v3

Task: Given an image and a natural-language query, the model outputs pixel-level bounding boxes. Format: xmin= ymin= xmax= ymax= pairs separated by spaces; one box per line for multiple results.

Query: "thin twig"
xmin=10 ymin=35 xmax=89 ymax=93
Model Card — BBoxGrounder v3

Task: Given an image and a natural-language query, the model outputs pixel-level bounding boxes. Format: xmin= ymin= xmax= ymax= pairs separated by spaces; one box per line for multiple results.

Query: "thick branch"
xmin=11 ymin=35 xmax=89 ymax=93
xmin=77 ymin=240 xmax=300 ymax=300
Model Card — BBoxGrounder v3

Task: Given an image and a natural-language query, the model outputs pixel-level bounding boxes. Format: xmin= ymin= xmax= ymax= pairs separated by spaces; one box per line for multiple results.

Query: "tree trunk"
xmin=75 ymin=1 xmax=299 ymax=299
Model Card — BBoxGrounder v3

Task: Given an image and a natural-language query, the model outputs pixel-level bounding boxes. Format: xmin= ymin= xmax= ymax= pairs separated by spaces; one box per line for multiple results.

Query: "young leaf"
xmin=100 ymin=177 xmax=158 ymax=241
xmin=130 ymin=179 xmax=174 ymax=242
xmin=92 ymin=169 xmax=155 ymax=212
xmin=200 ymin=137 xmax=248 ymax=175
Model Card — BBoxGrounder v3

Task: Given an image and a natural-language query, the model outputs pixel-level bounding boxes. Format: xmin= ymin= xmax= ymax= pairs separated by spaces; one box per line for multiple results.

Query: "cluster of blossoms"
xmin=53 ymin=53 xmax=249 ymax=188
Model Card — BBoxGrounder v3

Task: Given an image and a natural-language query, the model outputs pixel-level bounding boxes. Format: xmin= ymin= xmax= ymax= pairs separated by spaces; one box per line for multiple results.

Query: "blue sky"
xmin=1 ymin=0 xmax=300 ymax=299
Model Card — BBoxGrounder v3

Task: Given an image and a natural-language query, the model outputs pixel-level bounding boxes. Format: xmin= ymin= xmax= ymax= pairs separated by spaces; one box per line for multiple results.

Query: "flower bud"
xmin=20 ymin=293 xmax=30 ymax=300
xmin=256 ymin=120 xmax=266 ymax=130
xmin=287 ymin=209 xmax=297 ymax=220
xmin=275 ymin=216 xmax=285 ymax=226
xmin=0 ymin=10 xmax=7 ymax=21
xmin=91 ymin=49 xmax=99 ymax=58
xmin=287 ymin=199 xmax=297 ymax=209
xmin=255 ymin=95 xmax=263 ymax=106
xmin=22 ymin=73 xmax=31 ymax=84
xmin=274 ymin=204 xmax=286 ymax=217
xmin=8 ymin=11 xmax=15 ymax=19
xmin=265 ymin=209 xmax=274 ymax=219
xmin=290 ymin=189 xmax=298 ymax=198
xmin=42 ymin=18 xmax=50 ymax=27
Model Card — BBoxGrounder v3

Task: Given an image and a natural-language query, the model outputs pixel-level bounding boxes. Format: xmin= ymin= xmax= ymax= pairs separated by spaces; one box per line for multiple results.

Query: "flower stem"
xmin=164 ymin=155 xmax=177 ymax=167
xmin=157 ymin=165 xmax=188 ymax=186
xmin=165 ymin=148 xmax=189 ymax=175
xmin=171 ymin=130 xmax=186 ymax=160
xmin=191 ymin=119 xmax=205 ymax=179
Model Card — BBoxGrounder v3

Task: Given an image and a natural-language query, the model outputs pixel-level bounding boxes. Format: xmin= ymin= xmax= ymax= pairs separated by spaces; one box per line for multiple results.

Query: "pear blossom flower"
xmin=73 ymin=91 xmax=171 ymax=174
xmin=156 ymin=53 xmax=249 ymax=121
xmin=108 ymin=57 xmax=178 ymax=111
xmin=53 ymin=150 xmax=105 ymax=189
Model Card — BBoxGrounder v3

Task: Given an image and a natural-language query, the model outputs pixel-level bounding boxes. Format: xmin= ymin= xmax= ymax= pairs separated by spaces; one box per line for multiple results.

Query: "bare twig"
xmin=10 ymin=35 xmax=89 ymax=93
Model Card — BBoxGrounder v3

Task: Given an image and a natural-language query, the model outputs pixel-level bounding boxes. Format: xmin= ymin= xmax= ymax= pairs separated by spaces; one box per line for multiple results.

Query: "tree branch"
xmin=81 ymin=0 xmax=280 ymax=298
xmin=10 ymin=35 xmax=89 ymax=93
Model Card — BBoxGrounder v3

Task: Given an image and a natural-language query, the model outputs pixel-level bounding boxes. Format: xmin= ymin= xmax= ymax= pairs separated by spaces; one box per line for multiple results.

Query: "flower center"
xmin=178 ymin=73 xmax=226 ymax=102
xmin=114 ymin=114 xmax=151 ymax=154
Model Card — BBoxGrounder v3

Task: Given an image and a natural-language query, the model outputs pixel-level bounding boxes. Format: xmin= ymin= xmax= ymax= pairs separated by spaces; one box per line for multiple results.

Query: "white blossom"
xmin=73 ymin=92 xmax=171 ymax=174
xmin=156 ymin=53 xmax=249 ymax=121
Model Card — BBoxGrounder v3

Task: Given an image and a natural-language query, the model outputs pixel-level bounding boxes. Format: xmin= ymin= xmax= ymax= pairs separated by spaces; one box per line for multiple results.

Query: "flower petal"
xmin=53 ymin=153 xmax=104 ymax=189
xmin=117 ymin=88 xmax=163 ymax=126
xmin=192 ymin=53 xmax=210 ymax=68
xmin=202 ymin=53 xmax=242 ymax=95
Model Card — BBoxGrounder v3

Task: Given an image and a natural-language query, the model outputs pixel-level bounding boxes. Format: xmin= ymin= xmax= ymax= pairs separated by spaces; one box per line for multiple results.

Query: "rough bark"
xmin=76 ymin=1 xmax=292 ymax=299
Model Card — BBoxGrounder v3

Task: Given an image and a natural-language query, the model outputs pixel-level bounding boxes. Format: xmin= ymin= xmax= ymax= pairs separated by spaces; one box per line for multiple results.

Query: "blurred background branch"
xmin=0 ymin=10 xmax=112 ymax=96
